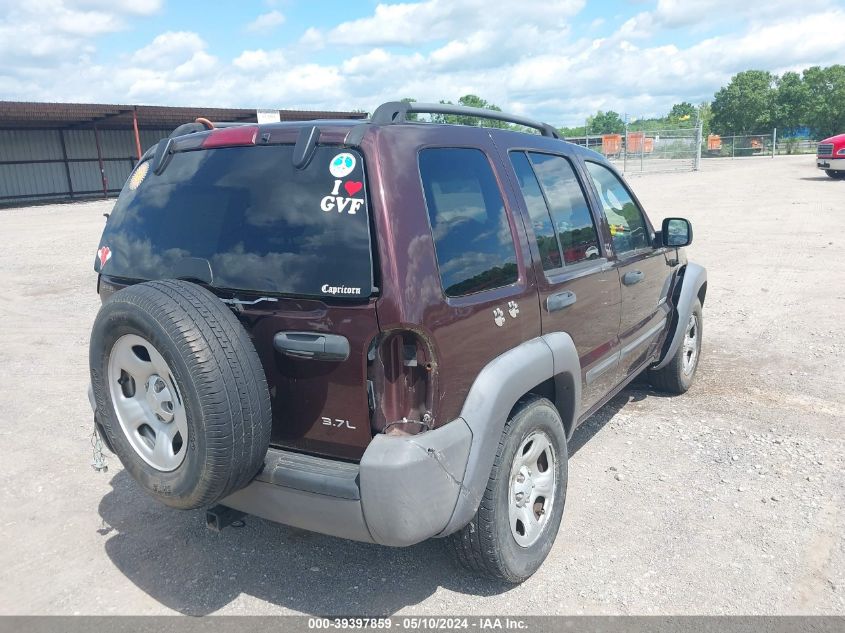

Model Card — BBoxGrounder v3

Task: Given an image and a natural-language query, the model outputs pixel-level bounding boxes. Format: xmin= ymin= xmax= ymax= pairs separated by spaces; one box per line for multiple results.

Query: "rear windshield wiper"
xmin=170 ymin=257 xmax=213 ymax=285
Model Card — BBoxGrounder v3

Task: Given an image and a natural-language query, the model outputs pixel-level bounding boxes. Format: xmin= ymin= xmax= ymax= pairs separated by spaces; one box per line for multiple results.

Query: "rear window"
xmin=96 ymin=145 xmax=373 ymax=298
xmin=419 ymin=148 xmax=518 ymax=297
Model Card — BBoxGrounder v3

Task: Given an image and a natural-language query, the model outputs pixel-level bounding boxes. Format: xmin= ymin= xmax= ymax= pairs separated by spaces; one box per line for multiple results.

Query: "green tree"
xmin=668 ymin=102 xmax=696 ymax=123
xmin=697 ymin=101 xmax=713 ymax=138
xmin=711 ymin=70 xmax=776 ymax=134
xmin=558 ymin=124 xmax=586 ymax=137
xmin=432 ymin=94 xmax=511 ymax=128
xmin=773 ymin=72 xmax=808 ymax=133
xmin=400 ymin=97 xmax=419 ymax=121
xmin=802 ymin=65 xmax=845 ymax=138
xmin=587 ymin=110 xmax=624 ymax=134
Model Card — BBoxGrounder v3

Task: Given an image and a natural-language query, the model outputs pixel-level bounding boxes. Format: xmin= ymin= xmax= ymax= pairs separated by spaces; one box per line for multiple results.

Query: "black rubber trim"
xmin=258 ymin=447 xmax=361 ymax=500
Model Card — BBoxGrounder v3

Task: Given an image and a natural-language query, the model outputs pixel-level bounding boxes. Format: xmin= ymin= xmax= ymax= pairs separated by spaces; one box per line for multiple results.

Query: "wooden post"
xmin=132 ymin=106 xmax=143 ymax=163
xmin=93 ymin=123 xmax=108 ymax=197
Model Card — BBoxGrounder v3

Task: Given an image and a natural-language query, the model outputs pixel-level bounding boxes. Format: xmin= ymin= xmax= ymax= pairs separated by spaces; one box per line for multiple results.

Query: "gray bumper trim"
xmin=220 ymin=419 xmax=473 ymax=547
xmin=359 ymin=418 xmax=472 ymax=546
xmin=222 ymin=480 xmax=375 ymax=543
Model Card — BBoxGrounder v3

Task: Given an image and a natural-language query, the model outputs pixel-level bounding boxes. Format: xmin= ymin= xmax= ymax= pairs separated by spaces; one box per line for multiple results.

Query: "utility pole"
xmin=694 ymin=110 xmax=703 ymax=171
xmin=623 ymin=113 xmax=628 ymax=173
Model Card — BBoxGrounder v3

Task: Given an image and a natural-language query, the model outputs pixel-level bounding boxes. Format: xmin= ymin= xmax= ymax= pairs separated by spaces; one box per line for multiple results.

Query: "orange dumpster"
xmin=602 ymin=134 xmax=621 ymax=156
xmin=628 ymin=131 xmax=645 ymax=153
xmin=707 ymin=134 xmax=722 ymax=151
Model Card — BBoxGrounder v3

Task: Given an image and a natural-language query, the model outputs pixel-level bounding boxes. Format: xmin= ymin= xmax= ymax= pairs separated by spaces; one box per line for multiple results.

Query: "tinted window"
xmin=509 ymin=152 xmax=561 ymax=271
xmin=97 ymin=145 xmax=373 ymax=298
xmin=419 ymin=148 xmax=518 ymax=297
xmin=585 ymin=161 xmax=651 ymax=255
xmin=528 ymin=153 xmax=601 ymax=265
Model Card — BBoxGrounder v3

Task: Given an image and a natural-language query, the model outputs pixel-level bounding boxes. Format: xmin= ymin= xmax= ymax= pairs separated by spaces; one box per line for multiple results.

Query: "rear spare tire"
xmin=89 ymin=279 xmax=272 ymax=509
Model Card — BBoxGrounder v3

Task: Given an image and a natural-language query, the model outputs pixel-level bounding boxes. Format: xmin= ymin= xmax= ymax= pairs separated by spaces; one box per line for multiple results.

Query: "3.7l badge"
xmin=322 ymin=417 xmax=356 ymax=430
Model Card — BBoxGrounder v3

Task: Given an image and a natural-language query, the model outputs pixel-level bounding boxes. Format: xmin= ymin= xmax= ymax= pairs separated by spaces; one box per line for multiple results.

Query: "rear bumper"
xmin=817 ymin=157 xmax=845 ymax=170
xmin=221 ymin=419 xmax=473 ymax=547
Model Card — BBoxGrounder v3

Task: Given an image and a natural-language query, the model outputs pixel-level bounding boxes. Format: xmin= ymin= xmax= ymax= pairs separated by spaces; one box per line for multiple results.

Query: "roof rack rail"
xmin=369 ymin=101 xmax=560 ymax=139
xmin=169 ymin=118 xmax=251 ymax=139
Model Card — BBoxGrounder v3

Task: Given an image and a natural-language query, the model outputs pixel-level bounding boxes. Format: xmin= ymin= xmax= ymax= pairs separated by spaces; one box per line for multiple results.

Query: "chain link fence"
xmin=702 ymin=133 xmax=775 ymax=159
xmin=569 ymin=125 xmax=703 ymax=174
xmin=567 ymin=127 xmax=808 ymax=173
xmin=774 ymin=139 xmax=818 ymax=155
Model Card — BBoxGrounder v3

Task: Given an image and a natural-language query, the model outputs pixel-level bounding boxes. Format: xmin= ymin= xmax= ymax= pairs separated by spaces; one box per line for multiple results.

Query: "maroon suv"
xmin=87 ymin=101 xmax=707 ymax=582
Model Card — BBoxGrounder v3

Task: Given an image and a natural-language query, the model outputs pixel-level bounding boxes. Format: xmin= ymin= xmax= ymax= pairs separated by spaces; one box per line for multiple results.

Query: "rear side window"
xmin=419 ymin=148 xmax=518 ymax=297
xmin=509 ymin=152 xmax=561 ymax=271
xmin=527 ymin=153 xmax=600 ymax=265
xmin=96 ymin=145 xmax=373 ymax=298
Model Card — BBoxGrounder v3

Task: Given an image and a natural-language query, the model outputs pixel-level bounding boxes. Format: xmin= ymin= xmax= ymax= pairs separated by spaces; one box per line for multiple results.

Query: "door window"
xmin=528 ymin=153 xmax=601 ymax=265
xmin=419 ymin=148 xmax=518 ymax=297
xmin=585 ymin=161 xmax=651 ymax=255
xmin=510 ymin=151 xmax=601 ymax=270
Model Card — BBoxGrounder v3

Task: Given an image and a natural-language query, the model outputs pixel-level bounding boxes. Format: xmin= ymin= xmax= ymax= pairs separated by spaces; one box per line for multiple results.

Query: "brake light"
xmin=201 ymin=126 xmax=259 ymax=149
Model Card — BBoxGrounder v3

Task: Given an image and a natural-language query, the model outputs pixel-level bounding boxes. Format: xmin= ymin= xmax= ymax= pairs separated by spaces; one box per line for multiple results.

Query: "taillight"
xmin=201 ymin=125 xmax=259 ymax=149
xmin=367 ymin=330 xmax=438 ymax=436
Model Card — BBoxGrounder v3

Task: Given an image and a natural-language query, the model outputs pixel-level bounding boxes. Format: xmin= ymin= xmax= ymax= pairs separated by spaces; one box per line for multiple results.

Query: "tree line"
xmin=400 ymin=64 xmax=844 ymax=140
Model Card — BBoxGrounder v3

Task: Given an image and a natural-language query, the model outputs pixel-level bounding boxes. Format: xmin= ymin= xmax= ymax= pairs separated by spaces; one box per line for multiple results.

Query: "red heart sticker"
xmin=344 ymin=181 xmax=363 ymax=197
xmin=97 ymin=246 xmax=111 ymax=268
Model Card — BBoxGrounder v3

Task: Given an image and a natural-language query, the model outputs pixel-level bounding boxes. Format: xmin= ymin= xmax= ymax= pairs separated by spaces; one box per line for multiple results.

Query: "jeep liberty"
xmin=88 ymin=101 xmax=707 ymax=582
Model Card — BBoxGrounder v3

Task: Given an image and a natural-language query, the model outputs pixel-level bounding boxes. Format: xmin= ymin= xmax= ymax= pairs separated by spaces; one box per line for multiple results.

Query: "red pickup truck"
xmin=817 ymin=133 xmax=845 ymax=178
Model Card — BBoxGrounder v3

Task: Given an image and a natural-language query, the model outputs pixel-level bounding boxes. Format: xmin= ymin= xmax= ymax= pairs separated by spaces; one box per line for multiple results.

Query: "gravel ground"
xmin=0 ymin=155 xmax=842 ymax=615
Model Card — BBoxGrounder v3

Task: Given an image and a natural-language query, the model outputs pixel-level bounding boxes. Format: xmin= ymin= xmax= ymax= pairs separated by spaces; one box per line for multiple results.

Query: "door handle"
xmin=274 ymin=331 xmax=350 ymax=361
xmin=623 ymin=270 xmax=644 ymax=286
xmin=546 ymin=290 xmax=576 ymax=312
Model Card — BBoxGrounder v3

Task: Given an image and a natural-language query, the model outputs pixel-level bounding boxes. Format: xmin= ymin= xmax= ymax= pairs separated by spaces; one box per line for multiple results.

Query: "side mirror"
xmin=661 ymin=217 xmax=693 ymax=248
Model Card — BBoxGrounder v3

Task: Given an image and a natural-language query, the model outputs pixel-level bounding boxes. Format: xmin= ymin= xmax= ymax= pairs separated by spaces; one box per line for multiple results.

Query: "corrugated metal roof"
xmin=0 ymin=101 xmax=368 ymax=129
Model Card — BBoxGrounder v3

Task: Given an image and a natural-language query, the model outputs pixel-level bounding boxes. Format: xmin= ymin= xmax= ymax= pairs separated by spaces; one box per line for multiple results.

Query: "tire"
xmin=89 ymin=279 xmax=272 ymax=509
xmin=827 ymin=170 xmax=845 ymax=180
xmin=648 ymin=299 xmax=703 ymax=394
xmin=447 ymin=395 xmax=568 ymax=583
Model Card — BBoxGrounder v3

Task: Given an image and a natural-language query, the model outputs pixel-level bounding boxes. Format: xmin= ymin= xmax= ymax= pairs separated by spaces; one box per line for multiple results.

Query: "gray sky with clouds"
xmin=1 ymin=0 xmax=843 ymax=126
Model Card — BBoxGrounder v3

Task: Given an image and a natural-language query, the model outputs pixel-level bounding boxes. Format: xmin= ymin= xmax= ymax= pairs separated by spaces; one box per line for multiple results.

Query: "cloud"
xmin=321 ymin=0 xmax=584 ymax=47
xmin=233 ymin=49 xmax=286 ymax=71
xmin=0 ymin=0 xmax=161 ymax=65
xmin=1 ymin=0 xmax=844 ymax=128
xmin=132 ymin=31 xmax=207 ymax=67
xmin=245 ymin=10 xmax=285 ymax=33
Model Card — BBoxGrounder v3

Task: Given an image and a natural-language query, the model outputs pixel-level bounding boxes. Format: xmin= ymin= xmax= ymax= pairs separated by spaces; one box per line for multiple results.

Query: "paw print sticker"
xmin=508 ymin=300 xmax=520 ymax=319
xmin=493 ymin=307 xmax=506 ymax=327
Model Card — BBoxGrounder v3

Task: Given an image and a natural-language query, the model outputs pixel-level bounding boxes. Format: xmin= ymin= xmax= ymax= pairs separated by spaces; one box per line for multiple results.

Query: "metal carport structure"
xmin=0 ymin=102 xmax=367 ymax=206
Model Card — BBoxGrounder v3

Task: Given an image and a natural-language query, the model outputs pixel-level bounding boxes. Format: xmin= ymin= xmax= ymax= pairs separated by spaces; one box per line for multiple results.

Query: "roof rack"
xmin=169 ymin=118 xmax=251 ymax=139
xmin=369 ymin=101 xmax=560 ymax=139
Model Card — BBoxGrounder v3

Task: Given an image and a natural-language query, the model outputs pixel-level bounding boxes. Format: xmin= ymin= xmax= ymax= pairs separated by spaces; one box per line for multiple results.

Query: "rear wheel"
xmin=826 ymin=170 xmax=845 ymax=179
xmin=447 ymin=396 xmax=567 ymax=583
xmin=89 ymin=280 xmax=272 ymax=509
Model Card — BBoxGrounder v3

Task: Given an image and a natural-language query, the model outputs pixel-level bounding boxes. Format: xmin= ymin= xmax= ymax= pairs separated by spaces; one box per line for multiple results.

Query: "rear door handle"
xmin=274 ymin=331 xmax=350 ymax=361
xmin=623 ymin=270 xmax=644 ymax=286
xmin=547 ymin=290 xmax=576 ymax=312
